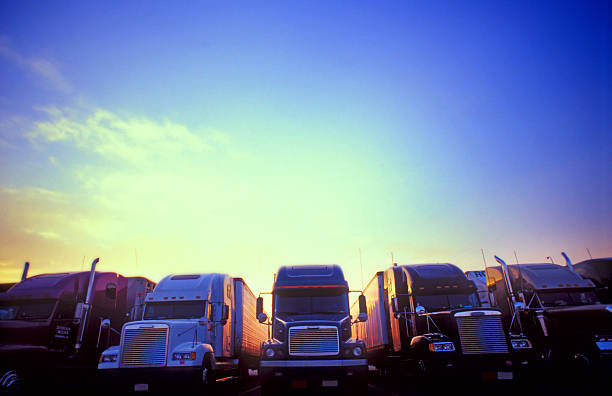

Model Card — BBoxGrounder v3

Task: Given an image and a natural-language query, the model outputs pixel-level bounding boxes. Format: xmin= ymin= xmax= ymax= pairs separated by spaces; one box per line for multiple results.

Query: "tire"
xmin=201 ymin=355 xmax=216 ymax=389
xmin=0 ymin=368 xmax=22 ymax=394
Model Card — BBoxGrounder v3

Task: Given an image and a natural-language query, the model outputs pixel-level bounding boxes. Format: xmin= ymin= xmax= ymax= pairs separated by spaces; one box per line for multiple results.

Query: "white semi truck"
xmin=98 ymin=273 xmax=267 ymax=391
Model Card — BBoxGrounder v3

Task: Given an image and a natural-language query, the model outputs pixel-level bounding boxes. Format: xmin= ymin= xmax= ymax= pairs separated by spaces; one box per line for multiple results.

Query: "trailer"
xmin=352 ymin=264 xmax=533 ymax=381
xmin=574 ymin=257 xmax=612 ymax=304
xmin=0 ymin=259 xmax=155 ymax=393
xmin=488 ymin=255 xmax=612 ymax=377
xmin=256 ymin=265 xmax=368 ymax=394
xmin=465 ymin=270 xmax=491 ymax=307
xmin=98 ymin=273 xmax=267 ymax=392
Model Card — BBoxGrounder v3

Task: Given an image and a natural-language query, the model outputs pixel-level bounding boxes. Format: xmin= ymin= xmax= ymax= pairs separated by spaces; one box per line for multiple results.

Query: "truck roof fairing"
xmin=398 ymin=263 xmax=476 ymax=295
xmin=149 ymin=273 xmax=229 ymax=302
xmin=488 ymin=263 xmax=595 ymax=291
xmin=0 ymin=271 xmax=120 ymax=300
xmin=273 ymin=265 xmax=348 ymax=290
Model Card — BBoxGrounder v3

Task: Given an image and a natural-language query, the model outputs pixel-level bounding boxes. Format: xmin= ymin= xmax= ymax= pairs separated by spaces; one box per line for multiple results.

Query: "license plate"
xmin=291 ymin=380 xmax=307 ymax=389
xmin=497 ymin=371 xmax=513 ymax=380
xmin=322 ymin=380 xmax=338 ymax=387
xmin=134 ymin=384 xmax=148 ymax=392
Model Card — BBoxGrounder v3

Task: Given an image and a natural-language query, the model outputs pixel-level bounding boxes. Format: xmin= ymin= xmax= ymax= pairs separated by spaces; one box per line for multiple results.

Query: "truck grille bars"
xmin=455 ymin=311 xmax=509 ymax=355
xmin=120 ymin=324 xmax=169 ymax=368
xmin=288 ymin=326 xmax=340 ymax=356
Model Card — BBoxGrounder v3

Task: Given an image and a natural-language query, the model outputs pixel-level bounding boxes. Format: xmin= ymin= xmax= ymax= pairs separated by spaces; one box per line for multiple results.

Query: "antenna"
xmin=480 ymin=248 xmax=492 ymax=306
xmin=359 ymin=248 xmax=363 ymax=290
xmin=586 ymin=248 xmax=593 ymax=259
xmin=514 ymin=250 xmax=525 ymax=304
xmin=391 ymin=252 xmax=397 ymax=266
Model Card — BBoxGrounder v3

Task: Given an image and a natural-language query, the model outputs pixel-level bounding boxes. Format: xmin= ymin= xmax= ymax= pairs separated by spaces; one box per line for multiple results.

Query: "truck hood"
xmin=121 ymin=320 xmax=210 ymax=347
xmin=542 ymin=304 xmax=612 ymax=336
xmin=0 ymin=319 xmax=50 ymax=346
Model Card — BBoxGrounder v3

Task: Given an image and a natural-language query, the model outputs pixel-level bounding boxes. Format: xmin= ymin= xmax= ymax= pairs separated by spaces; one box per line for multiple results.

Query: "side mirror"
xmin=101 ymin=318 xmax=111 ymax=329
xmin=415 ymin=305 xmax=426 ymax=315
xmin=208 ymin=304 xmax=215 ymax=321
xmin=514 ymin=301 xmax=525 ymax=312
xmin=220 ymin=304 xmax=229 ymax=325
xmin=357 ymin=294 xmax=368 ymax=322
xmin=256 ymin=297 xmax=263 ymax=317
xmin=391 ymin=297 xmax=399 ymax=314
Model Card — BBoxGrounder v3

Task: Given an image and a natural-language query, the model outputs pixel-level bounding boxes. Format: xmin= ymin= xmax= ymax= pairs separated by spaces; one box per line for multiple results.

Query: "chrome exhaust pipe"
xmin=21 ymin=262 xmax=30 ymax=281
xmin=74 ymin=257 xmax=99 ymax=353
xmin=494 ymin=255 xmax=517 ymax=308
xmin=561 ymin=252 xmax=576 ymax=273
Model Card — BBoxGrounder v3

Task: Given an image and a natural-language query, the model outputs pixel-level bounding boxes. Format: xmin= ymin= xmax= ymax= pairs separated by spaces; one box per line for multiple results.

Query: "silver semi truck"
xmin=98 ymin=273 xmax=268 ymax=392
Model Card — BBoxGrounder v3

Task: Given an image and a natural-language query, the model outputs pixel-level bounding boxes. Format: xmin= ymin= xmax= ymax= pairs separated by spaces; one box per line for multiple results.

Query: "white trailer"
xmin=98 ymin=273 xmax=267 ymax=391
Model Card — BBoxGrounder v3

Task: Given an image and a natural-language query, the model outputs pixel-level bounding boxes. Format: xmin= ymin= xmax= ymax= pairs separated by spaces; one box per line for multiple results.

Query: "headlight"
xmin=429 ymin=342 xmax=455 ymax=352
xmin=172 ymin=352 xmax=196 ymax=360
xmin=100 ymin=354 xmax=117 ymax=363
xmin=265 ymin=347 xmax=276 ymax=358
xmin=511 ymin=339 xmax=532 ymax=349
xmin=352 ymin=346 xmax=363 ymax=357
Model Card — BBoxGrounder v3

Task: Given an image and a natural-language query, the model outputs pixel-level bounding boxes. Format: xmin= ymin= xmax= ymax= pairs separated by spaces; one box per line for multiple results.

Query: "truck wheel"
xmin=0 ymin=368 xmax=22 ymax=394
xmin=201 ymin=356 xmax=216 ymax=389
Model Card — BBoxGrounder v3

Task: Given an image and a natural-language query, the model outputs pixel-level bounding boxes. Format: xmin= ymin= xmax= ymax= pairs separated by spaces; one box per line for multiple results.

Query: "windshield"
xmin=0 ymin=299 xmax=57 ymax=320
xmin=413 ymin=293 xmax=480 ymax=312
xmin=143 ymin=301 xmax=207 ymax=320
xmin=275 ymin=289 xmax=348 ymax=315
xmin=537 ymin=291 xmax=600 ymax=307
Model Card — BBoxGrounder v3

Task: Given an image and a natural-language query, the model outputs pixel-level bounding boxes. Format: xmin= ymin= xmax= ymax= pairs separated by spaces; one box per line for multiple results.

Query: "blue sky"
xmin=0 ymin=1 xmax=610 ymax=294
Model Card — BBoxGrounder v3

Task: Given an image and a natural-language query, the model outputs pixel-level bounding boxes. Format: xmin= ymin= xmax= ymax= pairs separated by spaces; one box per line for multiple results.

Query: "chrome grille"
xmin=288 ymin=326 xmax=339 ymax=356
xmin=455 ymin=312 xmax=509 ymax=355
xmin=120 ymin=325 xmax=168 ymax=368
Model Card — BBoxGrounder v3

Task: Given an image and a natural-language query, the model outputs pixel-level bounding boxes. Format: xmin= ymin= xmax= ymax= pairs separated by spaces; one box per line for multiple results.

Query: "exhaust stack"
xmin=74 ymin=257 xmax=99 ymax=353
xmin=494 ymin=255 xmax=517 ymax=307
xmin=561 ymin=252 xmax=576 ymax=273
xmin=21 ymin=262 xmax=30 ymax=281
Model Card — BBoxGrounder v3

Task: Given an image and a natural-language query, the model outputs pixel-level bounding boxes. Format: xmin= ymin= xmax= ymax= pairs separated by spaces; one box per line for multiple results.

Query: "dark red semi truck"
xmin=0 ymin=259 xmax=155 ymax=393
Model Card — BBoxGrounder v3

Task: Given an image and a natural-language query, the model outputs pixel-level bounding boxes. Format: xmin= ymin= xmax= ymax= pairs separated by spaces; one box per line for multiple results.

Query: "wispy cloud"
xmin=26 ymin=106 xmax=212 ymax=164
xmin=0 ymin=36 xmax=72 ymax=93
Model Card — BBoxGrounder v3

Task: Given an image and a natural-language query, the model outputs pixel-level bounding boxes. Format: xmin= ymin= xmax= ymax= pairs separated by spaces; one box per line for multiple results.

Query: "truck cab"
xmin=98 ymin=273 xmax=266 ymax=392
xmin=0 ymin=260 xmax=155 ymax=393
xmin=257 ymin=265 xmax=368 ymax=394
xmin=487 ymin=257 xmax=612 ymax=376
xmin=360 ymin=264 xmax=532 ymax=380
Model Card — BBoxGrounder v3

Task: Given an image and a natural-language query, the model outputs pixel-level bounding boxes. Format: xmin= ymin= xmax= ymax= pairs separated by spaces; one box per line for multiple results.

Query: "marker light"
xmin=429 ymin=342 xmax=455 ymax=352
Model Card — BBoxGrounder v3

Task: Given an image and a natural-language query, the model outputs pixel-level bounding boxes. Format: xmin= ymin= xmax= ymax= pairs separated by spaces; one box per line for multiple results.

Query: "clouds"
xmin=27 ymin=106 xmax=213 ymax=165
xmin=0 ymin=37 xmax=72 ymax=94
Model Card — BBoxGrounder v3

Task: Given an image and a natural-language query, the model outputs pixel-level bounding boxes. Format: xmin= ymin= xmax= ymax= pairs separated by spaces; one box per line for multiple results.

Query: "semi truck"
xmin=98 ymin=273 xmax=267 ymax=392
xmin=351 ymin=263 xmax=533 ymax=381
xmin=256 ymin=265 xmax=368 ymax=394
xmin=487 ymin=254 xmax=612 ymax=376
xmin=574 ymin=257 xmax=612 ymax=304
xmin=0 ymin=259 xmax=155 ymax=393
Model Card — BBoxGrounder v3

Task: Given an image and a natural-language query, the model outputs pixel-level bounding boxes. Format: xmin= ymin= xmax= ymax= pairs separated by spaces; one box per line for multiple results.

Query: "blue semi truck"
xmin=256 ymin=265 xmax=368 ymax=394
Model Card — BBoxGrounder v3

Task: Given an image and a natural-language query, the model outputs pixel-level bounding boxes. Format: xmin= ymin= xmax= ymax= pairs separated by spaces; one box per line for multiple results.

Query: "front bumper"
xmin=259 ymin=359 xmax=368 ymax=390
xmin=97 ymin=366 xmax=202 ymax=391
